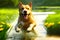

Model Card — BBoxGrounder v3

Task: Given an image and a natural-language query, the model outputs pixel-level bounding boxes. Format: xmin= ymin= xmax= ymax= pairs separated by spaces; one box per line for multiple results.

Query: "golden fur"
xmin=15 ymin=2 xmax=36 ymax=40
xmin=15 ymin=2 xmax=36 ymax=32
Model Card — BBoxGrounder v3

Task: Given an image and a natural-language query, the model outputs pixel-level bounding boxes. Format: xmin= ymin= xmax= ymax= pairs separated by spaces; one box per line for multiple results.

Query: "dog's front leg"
xmin=27 ymin=24 xmax=36 ymax=31
xmin=15 ymin=23 xmax=22 ymax=32
xmin=15 ymin=21 xmax=24 ymax=32
xmin=15 ymin=23 xmax=21 ymax=32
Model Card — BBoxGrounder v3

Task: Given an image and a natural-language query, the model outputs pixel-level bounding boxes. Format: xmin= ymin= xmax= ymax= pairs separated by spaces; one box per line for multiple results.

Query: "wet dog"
xmin=15 ymin=2 xmax=36 ymax=40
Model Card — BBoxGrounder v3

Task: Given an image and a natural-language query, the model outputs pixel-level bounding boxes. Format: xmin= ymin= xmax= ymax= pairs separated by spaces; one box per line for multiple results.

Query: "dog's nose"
xmin=24 ymin=11 xmax=27 ymax=14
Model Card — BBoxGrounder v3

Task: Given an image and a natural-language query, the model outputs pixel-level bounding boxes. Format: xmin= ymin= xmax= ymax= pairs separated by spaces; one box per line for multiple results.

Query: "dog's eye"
xmin=28 ymin=14 xmax=30 ymax=16
xmin=21 ymin=8 xmax=24 ymax=10
xmin=26 ymin=8 xmax=29 ymax=10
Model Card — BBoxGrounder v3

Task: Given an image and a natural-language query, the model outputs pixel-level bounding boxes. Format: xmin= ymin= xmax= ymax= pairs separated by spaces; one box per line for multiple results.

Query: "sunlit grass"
xmin=45 ymin=13 xmax=60 ymax=35
xmin=34 ymin=6 xmax=60 ymax=13
xmin=0 ymin=8 xmax=17 ymax=40
xmin=36 ymin=6 xmax=60 ymax=9
xmin=0 ymin=22 xmax=11 ymax=40
xmin=0 ymin=8 xmax=18 ymax=23
xmin=43 ymin=6 xmax=60 ymax=35
xmin=45 ymin=14 xmax=60 ymax=22
xmin=0 ymin=8 xmax=18 ymax=14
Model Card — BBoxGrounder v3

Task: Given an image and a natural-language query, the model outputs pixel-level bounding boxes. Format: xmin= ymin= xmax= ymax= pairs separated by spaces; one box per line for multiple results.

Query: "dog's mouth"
xmin=20 ymin=10 xmax=30 ymax=19
xmin=21 ymin=13 xmax=30 ymax=19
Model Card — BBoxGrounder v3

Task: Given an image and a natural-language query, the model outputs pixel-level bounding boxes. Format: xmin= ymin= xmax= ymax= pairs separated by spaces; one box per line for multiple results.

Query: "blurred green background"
xmin=0 ymin=0 xmax=60 ymax=7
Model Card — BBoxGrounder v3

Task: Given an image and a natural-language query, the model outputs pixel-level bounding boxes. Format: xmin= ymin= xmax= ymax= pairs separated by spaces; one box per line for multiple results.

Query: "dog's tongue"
xmin=24 ymin=16 xmax=27 ymax=19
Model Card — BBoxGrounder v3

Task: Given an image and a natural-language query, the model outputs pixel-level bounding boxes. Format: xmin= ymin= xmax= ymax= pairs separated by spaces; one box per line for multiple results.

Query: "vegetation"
xmin=44 ymin=13 xmax=60 ymax=35
xmin=20 ymin=0 xmax=60 ymax=6
xmin=33 ymin=6 xmax=60 ymax=12
xmin=0 ymin=8 xmax=18 ymax=23
xmin=0 ymin=0 xmax=19 ymax=7
xmin=0 ymin=8 xmax=18 ymax=40
xmin=0 ymin=0 xmax=60 ymax=8
xmin=0 ymin=22 xmax=11 ymax=40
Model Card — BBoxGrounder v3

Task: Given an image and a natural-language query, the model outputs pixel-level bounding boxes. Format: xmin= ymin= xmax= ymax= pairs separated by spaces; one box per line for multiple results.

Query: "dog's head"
xmin=18 ymin=2 xmax=32 ymax=19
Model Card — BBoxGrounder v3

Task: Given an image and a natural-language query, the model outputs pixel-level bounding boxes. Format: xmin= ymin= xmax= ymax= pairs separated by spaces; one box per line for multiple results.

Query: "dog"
xmin=15 ymin=2 xmax=37 ymax=40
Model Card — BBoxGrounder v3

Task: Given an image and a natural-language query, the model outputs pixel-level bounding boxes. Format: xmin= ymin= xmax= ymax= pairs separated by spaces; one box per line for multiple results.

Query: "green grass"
xmin=0 ymin=8 xmax=18 ymax=40
xmin=34 ymin=6 xmax=60 ymax=12
xmin=45 ymin=13 xmax=60 ymax=35
xmin=42 ymin=6 xmax=60 ymax=35
xmin=0 ymin=22 xmax=11 ymax=40
xmin=45 ymin=14 xmax=60 ymax=23
xmin=35 ymin=6 xmax=60 ymax=8
xmin=0 ymin=8 xmax=18 ymax=23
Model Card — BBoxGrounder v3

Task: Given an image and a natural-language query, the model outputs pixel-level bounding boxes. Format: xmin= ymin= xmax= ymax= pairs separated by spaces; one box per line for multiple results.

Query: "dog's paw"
xmin=15 ymin=29 xmax=20 ymax=32
xmin=15 ymin=27 xmax=21 ymax=32
xmin=27 ymin=27 xmax=32 ymax=31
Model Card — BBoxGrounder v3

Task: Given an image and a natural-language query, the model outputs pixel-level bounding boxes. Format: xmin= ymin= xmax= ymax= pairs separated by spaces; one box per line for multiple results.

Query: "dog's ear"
xmin=29 ymin=2 xmax=32 ymax=8
xmin=19 ymin=2 xmax=23 ymax=7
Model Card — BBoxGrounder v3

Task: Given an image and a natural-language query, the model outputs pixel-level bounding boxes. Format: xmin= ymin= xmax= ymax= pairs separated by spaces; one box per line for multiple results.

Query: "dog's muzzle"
xmin=20 ymin=10 xmax=30 ymax=19
xmin=24 ymin=11 xmax=27 ymax=14
xmin=21 ymin=10 xmax=30 ymax=16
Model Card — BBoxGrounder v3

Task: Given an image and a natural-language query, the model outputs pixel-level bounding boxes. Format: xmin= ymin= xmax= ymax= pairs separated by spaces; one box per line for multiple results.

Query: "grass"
xmin=0 ymin=22 xmax=11 ymax=40
xmin=44 ymin=12 xmax=60 ymax=35
xmin=41 ymin=6 xmax=60 ymax=35
xmin=0 ymin=8 xmax=18 ymax=23
xmin=34 ymin=6 xmax=60 ymax=12
xmin=45 ymin=14 xmax=60 ymax=23
xmin=35 ymin=6 xmax=60 ymax=8
xmin=0 ymin=8 xmax=18 ymax=40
